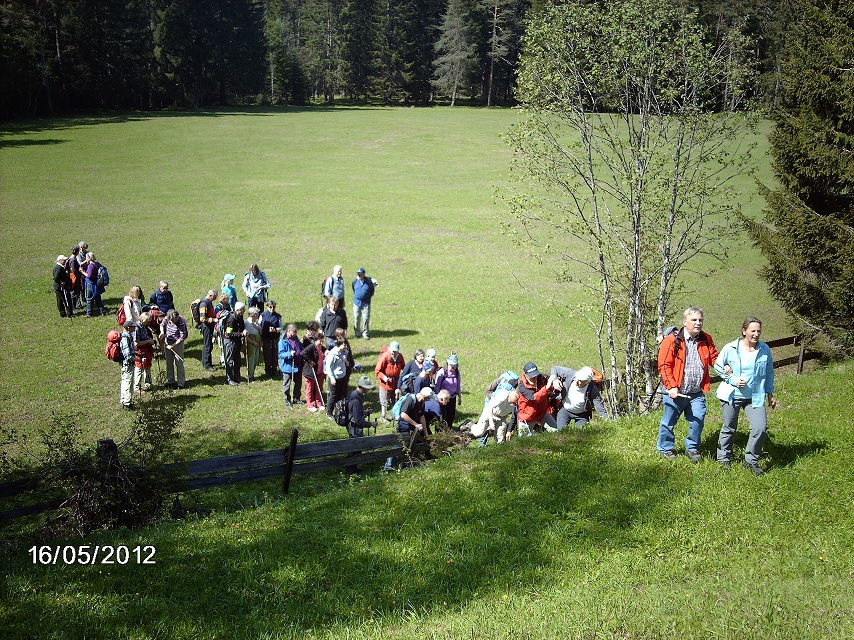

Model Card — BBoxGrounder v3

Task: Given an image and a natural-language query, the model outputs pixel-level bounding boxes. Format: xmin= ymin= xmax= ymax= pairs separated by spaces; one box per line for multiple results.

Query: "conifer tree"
xmin=433 ymin=0 xmax=477 ymax=105
xmin=744 ymin=1 xmax=854 ymax=354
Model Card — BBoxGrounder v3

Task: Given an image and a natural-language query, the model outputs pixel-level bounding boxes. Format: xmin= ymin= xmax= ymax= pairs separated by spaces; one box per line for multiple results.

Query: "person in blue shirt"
xmin=713 ymin=317 xmax=777 ymax=475
xmin=351 ymin=267 xmax=376 ymax=339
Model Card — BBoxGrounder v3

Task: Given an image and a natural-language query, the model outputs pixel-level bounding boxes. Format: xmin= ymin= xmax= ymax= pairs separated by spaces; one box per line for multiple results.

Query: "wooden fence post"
xmin=283 ymin=428 xmax=298 ymax=495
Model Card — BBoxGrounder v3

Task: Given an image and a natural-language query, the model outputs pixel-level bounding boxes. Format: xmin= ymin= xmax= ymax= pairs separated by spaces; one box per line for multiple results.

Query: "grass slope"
xmin=1 ymin=360 xmax=851 ymax=639
xmin=1 ymin=107 xmax=785 ymax=467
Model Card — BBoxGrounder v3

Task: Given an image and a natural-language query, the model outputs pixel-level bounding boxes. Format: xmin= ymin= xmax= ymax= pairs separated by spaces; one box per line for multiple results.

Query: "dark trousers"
xmin=200 ymin=324 xmax=214 ymax=369
xmin=440 ymin=400 xmax=457 ymax=428
xmin=262 ymin=336 xmax=280 ymax=378
xmin=223 ymin=338 xmax=242 ymax=383
xmin=326 ymin=379 xmax=347 ymax=416
xmin=55 ymin=289 xmax=72 ymax=317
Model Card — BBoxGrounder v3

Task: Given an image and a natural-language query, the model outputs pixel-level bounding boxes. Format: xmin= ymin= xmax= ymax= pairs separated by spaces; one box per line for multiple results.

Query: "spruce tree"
xmin=744 ymin=1 xmax=854 ymax=354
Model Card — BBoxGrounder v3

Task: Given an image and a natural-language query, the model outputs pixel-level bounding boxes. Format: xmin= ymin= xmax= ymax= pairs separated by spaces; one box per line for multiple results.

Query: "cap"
xmin=389 ymin=341 xmax=400 ymax=352
xmin=447 ymin=354 xmax=459 ymax=366
xmin=523 ymin=362 xmax=541 ymax=378
xmin=418 ymin=387 xmax=435 ymax=399
xmin=224 ymin=273 xmax=235 ymax=282
xmin=426 ymin=348 xmax=437 ymax=359
xmin=576 ymin=366 xmax=594 ymax=382
xmin=56 ymin=254 xmax=68 ymax=263
xmin=422 ymin=360 xmax=435 ymax=373
xmin=356 ymin=375 xmax=375 ymax=390
xmin=356 ymin=267 xmax=366 ymax=275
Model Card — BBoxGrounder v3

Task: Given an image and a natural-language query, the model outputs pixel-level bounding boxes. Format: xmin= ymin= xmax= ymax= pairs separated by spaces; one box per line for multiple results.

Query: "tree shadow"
xmin=0 ymin=138 xmax=65 ymax=148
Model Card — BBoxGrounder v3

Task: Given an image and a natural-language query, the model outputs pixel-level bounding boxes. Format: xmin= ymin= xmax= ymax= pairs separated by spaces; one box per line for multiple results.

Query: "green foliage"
xmin=746 ymin=0 xmax=854 ymax=355
xmin=507 ymin=0 xmax=758 ymax=410
xmin=432 ymin=0 xmax=478 ymax=105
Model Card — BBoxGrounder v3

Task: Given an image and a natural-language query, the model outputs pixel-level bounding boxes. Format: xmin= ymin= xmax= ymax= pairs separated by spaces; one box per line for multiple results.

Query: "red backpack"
xmin=116 ymin=304 xmax=127 ymax=326
xmin=105 ymin=330 xmax=123 ymax=362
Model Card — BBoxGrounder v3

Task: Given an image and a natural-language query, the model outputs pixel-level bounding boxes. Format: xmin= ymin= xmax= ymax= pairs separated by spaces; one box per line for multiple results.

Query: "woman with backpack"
xmin=324 ymin=336 xmax=351 ymax=420
xmin=434 ymin=353 xmax=463 ymax=428
xmin=120 ymin=286 xmax=144 ymax=327
xmin=134 ymin=312 xmax=157 ymax=395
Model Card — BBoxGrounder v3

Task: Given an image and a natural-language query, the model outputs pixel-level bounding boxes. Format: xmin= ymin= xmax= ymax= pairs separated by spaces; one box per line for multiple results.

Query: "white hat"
xmin=575 ymin=366 xmax=594 ymax=382
xmin=56 ymin=254 xmax=68 ymax=263
xmin=389 ymin=341 xmax=400 ymax=352
xmin=426 ymin=348 xmax=437 ymax=359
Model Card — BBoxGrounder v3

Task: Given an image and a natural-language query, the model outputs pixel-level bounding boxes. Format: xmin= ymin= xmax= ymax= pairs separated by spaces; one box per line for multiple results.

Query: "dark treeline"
xmin=1 ymin=0 xmax=792 ymax=118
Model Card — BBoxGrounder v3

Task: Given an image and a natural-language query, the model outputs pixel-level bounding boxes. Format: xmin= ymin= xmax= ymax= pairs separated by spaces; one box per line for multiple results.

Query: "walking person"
xmin=656 ymin=307 xmax=719 ymax=462
xmin=245 ymin=307 xmax=262 ymax=382
xmin=222 ymin=302 xmax=247 ymax=385
xmin=160 ymin=309 xmax=188 ymax=389
xmin=714 ymin=317 xmax=777 ymax=475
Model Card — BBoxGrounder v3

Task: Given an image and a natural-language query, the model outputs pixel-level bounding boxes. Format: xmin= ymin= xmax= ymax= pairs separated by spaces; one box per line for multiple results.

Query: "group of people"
xmin=52 ymin=253 xmax=776 ymax=473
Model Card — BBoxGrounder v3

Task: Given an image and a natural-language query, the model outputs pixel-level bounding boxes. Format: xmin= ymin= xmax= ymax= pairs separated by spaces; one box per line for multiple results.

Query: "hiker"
xmin=322 ymin=264 xmax=346 ymax=309
xmin=278 ymin=323 xmax=303 ymax=406
xmin=375 ymin=341 xmax=405 ymax=421
xmin=517 ymin=362 xmax=559 ymax=434
xmin=242 ymin=263 xmax=270 ymax=309
xmin=260 ymin=301 xmax=283 ymax=378
xmin=425 ymin=348 xmax=439 ymax=374
xmin=713 ymin=317 xmax=777 ymax=475
xmin=485 ymin=371 xmax=519 ymax=398
xmin=160 ymin=308 xmax=188 ymax=389
xmin=548 ymin=365 xmax=609 ymax=430
xmin=412 ymin=360 xmax=436 ymax=394
xmin=122 ymin=286 xmax=144 ymax=326
xmin=352 ymin=267 xmax=376 ymax=339
xmin=471 ymin=388 xmax=520 ymax=443
xmin=221 ymin=274 xmax=238 ymax=309
xmin=347 ymin=375 xmax=378 ymax=438
xmin=245 ymin=307 xmax=262 ymax=382
xmin=477 ymin=371 xmax=520 ymax=445
xmin=426 ymin=389 xmax=452 ymax=429
xmin=319 ymin=295 xmax=347 ymax=349
xmin=400 ymin=348 xmax=426 ymax=380
xmin=52 ymin=255 xmax=73 ymax=318
xmin=134 ymin=312 xmax=157 ymax=395
xmin=302 ymin=331 xmax=326 ymax=412
xmin=82 ymin=252 xmax=107 ymax=317
xmin=222 ymin=301 xmax=247 ymax=386
xmin=66 ymin=246 xmax=84 ymax=310
xmin=214 ymin=293 xmax=232 ymax=367
xmin=198 ymin=290 xmax=218 ymax=372
xmin=383 ymin=387 xmax=435 ymax=472
xmin=434 ymin=353 xmax=462 ymax=427
xmin=119 ymin=321 xmax=137 ymax=410
xmin=324 ymin=336 xmax=351 ymax=419
xmin=149 ymin=281 xmax=175 ymax=314
xmin=656 ymin=307 xmax=719 ymax=463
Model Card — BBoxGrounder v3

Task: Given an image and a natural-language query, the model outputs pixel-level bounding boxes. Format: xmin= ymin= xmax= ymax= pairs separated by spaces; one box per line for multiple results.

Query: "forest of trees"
xmin=1 ymin=0 xmax=799 ymax=118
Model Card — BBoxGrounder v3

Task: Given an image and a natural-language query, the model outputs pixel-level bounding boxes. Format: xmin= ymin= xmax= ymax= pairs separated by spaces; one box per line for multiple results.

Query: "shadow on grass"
xmin=5 ymin=429 xmax=690 ymax=638
xmin=702 ymin=429 xmax=828 ymax=469
xmin=0 ymin=138 xmax=66 ymax=148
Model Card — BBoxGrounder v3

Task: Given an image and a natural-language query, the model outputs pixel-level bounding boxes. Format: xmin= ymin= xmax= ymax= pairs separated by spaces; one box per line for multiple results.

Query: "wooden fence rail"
xmin=0 ymin=334 xmax=821 ymax=524
xmin=0 ymin=430 xmax=404 ymax=524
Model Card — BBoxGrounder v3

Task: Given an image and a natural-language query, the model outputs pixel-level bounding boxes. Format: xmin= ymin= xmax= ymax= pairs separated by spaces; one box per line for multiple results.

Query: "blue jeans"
xmin=84 ymin=281 xmax=105 ymax=316
xmin=657 ymin=392 xmax=706 ymax=453
xmin=353 ymin=303 xmax=371 ymax=338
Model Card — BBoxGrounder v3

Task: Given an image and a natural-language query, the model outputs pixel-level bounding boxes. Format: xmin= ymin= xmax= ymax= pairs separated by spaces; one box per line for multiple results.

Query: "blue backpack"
xmin=391 ymin=393 xmax=415 ymax=421
xmin=398 ymin=372 xmax=418 ymax=394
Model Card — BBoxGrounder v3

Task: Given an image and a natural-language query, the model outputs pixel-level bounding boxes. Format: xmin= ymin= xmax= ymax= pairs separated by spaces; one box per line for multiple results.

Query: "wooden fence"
xmin=0 ymin=335 xmax=821 ymax=524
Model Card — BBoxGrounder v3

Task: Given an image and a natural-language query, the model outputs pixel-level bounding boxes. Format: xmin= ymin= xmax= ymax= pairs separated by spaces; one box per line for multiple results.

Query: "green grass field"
xmin=2 ymin=107 xmax=849 ymax=639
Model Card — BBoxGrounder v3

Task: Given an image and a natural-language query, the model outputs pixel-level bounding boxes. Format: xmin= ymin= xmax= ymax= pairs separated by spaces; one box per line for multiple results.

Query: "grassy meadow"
xmin=2 ymin=107 xmax=850 ymax=639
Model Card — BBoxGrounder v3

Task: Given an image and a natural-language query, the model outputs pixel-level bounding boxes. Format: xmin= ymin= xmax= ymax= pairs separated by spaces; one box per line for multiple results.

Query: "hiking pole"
xmin=310 ymin=366 xmax=325 ymax=409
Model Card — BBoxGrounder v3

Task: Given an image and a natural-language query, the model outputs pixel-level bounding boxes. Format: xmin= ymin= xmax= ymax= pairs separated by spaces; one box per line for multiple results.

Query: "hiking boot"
xmin=718 ymin=460 xmax=731 ymax=470
xmin=743 ymin=461 xmax=766 ymax=476
xmin=687 ymin=450 xmax=702 ymax=464
xmin=659 ymin=450 xmax=677 ymax=461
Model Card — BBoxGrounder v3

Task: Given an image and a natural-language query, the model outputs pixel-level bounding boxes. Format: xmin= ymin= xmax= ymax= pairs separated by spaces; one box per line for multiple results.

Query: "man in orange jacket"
xmin=656 ymin=307 xmax=719 ymax=462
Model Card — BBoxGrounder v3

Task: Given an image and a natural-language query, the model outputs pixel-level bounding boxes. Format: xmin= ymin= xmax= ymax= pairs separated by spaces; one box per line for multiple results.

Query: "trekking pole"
xmin=311 ymin=366 xmax=325 ymax=409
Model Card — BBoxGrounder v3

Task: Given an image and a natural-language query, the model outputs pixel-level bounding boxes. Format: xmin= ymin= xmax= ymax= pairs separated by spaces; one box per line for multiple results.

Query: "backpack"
xmin=116 ymin=304 xmax=127 ymax=326
xmin=333 ymin=398 xmax=349 ymax=427
xmin=97 ymin=264 xmax=109 ymax=287
xmin=190 ymin=299 xmax=202 ymax=327
xmin=398 ymin=372 xmax=418 ymax=395
xmin=321 ymin=276 xmax=332 ymax=299
xmin=391 ymin=393 xmax=415 ymax=421
xmin=105 ymin=330 xmax=123 ymax=362
xmin=216 ymin=309 xmax=232 ymax=338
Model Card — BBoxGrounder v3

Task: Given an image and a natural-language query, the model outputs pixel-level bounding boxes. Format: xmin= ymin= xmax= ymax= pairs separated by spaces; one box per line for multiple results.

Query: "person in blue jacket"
xmin=713 ymin=317 xmax=777 ymax=475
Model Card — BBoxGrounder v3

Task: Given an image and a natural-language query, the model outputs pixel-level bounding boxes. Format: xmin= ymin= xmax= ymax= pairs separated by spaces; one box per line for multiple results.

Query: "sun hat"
xmin=447 ymin=354 xmax=459 ymax=366
xmin=224 ymin=273 xmax=235 ymax=282
xmin=56 ymin=254 xmax=68 ymax=263
xmin=356 ymin=375 xmax=375 ymax=390
xmin=576 ymin=366 xmax=594 ymax=382
xmin=418 ymin=387 xmax=435 ymax=399
xmin=426 ymin=348 xmax=437 ymax=359
xmin=389 ymin=341 xmax=400 ymax=352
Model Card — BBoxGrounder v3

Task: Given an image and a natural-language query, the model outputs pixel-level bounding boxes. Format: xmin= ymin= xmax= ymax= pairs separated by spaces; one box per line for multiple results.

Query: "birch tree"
xmin=505 ymin=0 xmax=756 ymax=412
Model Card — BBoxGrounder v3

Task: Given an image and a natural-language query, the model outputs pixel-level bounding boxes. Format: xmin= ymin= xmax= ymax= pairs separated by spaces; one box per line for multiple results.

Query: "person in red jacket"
xmin=656 ymin=307 xmax=719 ymax=462
xmin=375 ymin=340 xmax=405 ymax=421
xmin=516 ymin=362 xmax=559 ymax=435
